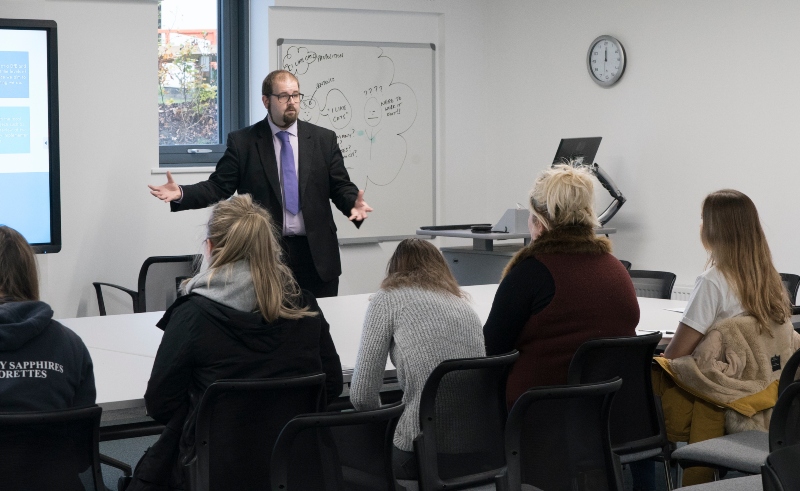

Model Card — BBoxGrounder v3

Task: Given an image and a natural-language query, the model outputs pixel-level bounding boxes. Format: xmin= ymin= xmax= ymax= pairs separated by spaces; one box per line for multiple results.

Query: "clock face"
xmin=587 ymin=36 xmax=626 ymax=86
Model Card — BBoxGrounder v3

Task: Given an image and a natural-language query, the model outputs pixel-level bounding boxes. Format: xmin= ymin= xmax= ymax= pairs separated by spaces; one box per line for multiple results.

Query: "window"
xmin=158 ymin=0 xmax=248 ymax=166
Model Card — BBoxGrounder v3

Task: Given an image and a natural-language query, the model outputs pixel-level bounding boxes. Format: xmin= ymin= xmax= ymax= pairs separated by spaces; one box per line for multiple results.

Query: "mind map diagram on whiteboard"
xmin=281 ymin=45 xmax=419 ymax=191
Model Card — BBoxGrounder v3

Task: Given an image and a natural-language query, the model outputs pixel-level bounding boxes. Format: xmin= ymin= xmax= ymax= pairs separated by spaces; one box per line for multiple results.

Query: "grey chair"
xmin=762 ymin=442 xmax=800 ymax=491
xmin=93 ymin=255 xmax=201 ymax=315
xmin=270 ymin=402 xmax=406 ymax=491
xmin=496 ymin=378 xmax=624 ymax=491
xmin=779 ymin=273 xmax=800 ymax=305
xmin=672 ymin=362 xmax=800 ymax=478
xmin=186 ymin=374 xmax=326 ymax=491
xmin=628 ymin=270 xmax=677 ymax=299
xmin=678 ymin=474 xmax=763 ymax=490
xmin=567 ymin=333 xmax=673 ymax=490
xmin=414 ymin=351 xmax=519 ymax=491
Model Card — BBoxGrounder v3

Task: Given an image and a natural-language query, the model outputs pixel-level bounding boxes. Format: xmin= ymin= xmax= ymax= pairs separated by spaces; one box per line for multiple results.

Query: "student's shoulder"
xmin=503 ymin=255 xmax=551 ymax=284
xmin=696 ymin=266 xmax=727 ymax=290
xmin=49 ymin=320 xmax=91 ymax=354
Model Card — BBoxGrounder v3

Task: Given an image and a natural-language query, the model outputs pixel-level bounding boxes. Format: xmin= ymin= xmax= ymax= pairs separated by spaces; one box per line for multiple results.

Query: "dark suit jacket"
xmin=172 ymin=118 xmax=360 ymax=281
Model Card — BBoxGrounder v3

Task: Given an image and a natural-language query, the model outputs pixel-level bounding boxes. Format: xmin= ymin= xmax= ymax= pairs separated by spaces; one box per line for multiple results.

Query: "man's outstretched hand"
xmin=349 ymin=190 xmax=373 ymax=221
xmin=148 ymin=171 xmax=182 ymax=202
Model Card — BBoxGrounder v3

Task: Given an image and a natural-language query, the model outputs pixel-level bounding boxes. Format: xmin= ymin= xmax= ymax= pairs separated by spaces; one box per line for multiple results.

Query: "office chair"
xmin=271 ymin=402 xmax=406 ymax=491
xmin=567 ymin=332 xmax=673 ymax=490
xmin=673 ymin=371 xmax=800 ymax=477
xmin=629 ymin=270 xmax=677 ymax=299
xmin=779 ymin=273 xmax=800 ymax=305
xmin=413 ymin=351 xmax=519 ymax=490
xmin=619 ymin=260 xmax=632 ymax=271
xmin=186 ymin=374 xmax=326 ymax=491
xmin=93 ymin=255 xmax=201 ymax=315
xmin=0 ymin=405 xmax=107 ymax=491
xmin=497 ymin=378 xmax=624 ymax=491
xmin=762 ymin=443 xmax=800 ymax=491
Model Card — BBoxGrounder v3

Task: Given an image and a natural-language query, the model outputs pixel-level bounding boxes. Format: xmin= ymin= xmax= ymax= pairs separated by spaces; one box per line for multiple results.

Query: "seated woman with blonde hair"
xmin=655 ymin=189 xmax=800 ymax=486
xmin=128 ymin=194 xmax=342 ymax=490
xmin=350 ymin=238 xmax=485 ymax=480
xmin=483 ymin=164 xmax=639 ymax=407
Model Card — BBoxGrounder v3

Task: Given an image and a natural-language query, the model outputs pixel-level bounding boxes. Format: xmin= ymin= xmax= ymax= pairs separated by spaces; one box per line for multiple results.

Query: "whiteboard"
xmin=277 ymin=39 xmax=435 ymax=242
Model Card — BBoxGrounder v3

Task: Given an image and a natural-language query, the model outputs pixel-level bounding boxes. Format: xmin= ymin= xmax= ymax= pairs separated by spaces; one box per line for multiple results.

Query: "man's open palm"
xmin=148 ymin=171 xmax=182 ymax=202
xmin=349 ymin=190 xmax=373 ymax=221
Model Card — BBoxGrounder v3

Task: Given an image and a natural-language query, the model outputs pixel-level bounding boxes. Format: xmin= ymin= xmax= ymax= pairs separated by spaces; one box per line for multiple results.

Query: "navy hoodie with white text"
xmin=0 ymin=301 xmax=96 ymax=411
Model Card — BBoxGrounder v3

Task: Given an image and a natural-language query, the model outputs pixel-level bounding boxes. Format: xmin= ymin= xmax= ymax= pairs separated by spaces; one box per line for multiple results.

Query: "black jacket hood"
xmin=157 ymin=293 xmax=308 ymax=354
xmin=0 ymin=301 xmax=53 ymax=352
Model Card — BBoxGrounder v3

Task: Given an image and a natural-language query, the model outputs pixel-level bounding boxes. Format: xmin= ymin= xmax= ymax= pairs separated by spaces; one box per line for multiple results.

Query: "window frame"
xmin=158 ymin=0 xmax=249 ymax=167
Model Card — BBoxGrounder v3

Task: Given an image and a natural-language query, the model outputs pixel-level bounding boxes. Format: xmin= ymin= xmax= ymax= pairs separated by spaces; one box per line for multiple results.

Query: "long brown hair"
xmin=0 ymin=226 xmax=39 ymax=303
xmin=205 ymin=195 xmax=314 ymax=322
xmin=701 ymin=189 xmax=789 ymax=332
xmin=381 ymin=238 xmax=465 ymax=298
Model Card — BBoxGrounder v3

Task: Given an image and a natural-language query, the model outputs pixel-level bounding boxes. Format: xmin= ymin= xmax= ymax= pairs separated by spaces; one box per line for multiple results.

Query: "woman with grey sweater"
xmin=350 ymin=238 xmax=485 ymax=480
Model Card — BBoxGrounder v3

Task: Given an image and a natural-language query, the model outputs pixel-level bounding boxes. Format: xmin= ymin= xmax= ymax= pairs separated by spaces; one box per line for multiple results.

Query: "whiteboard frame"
xmin=277 ymin=38 xmax=436 ymax=244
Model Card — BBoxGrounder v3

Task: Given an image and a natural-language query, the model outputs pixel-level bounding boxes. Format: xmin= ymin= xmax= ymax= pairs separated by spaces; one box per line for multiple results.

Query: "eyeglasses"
xmin=270 ymin=92 xmax=304 ymax=103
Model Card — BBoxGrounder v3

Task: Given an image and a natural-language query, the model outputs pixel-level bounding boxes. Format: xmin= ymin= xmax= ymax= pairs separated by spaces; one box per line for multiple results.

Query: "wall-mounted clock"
xmin=587 ymin=35 xmax=626 ymax=87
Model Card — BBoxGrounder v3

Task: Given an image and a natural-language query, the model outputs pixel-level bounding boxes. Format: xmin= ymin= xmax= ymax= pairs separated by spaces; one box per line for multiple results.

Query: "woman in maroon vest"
xmin=483 ymin=164 xmax=639 ymax=408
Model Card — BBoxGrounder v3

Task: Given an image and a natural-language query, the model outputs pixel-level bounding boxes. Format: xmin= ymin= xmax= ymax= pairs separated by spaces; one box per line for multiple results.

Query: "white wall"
xmin=484 ymin=0 xmax=800 ymax=288
xmin=4 ymin=0 xmax=210 ymax=317
xmin=21 ymin=0 xmax=800 ymax=317
xmin=255 ymin=1 xmax=493 ymax=295
xmin=11 ymin=0 xmax=491 ymax=317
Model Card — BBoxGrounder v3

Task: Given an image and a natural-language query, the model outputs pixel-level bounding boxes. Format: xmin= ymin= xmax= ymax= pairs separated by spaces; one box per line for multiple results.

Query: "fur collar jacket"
xmin=503 ymin=225 xmax=612 ymax=277
xmin=656 ymin=315 xmax=800 ymax=433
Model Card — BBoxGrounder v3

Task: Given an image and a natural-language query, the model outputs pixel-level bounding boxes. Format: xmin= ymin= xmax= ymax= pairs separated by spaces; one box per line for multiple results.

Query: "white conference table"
xmin=58 ymin=284 xmax=687 ymax=409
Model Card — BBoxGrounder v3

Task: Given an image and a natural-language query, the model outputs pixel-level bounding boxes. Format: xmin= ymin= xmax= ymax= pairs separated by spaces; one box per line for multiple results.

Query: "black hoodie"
xmin=0 ymin=301 xmax=96 ymax=411
xmin=130 ymin=291 xmax=343 ymax=490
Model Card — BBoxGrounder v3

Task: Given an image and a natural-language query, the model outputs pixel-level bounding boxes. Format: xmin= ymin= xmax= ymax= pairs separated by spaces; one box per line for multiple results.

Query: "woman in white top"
xmin=664 ymin=189 xmax=791 ymax=359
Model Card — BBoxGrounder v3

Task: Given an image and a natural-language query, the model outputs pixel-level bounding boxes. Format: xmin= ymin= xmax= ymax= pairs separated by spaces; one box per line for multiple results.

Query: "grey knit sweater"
xmin=350 ymin=286 xmax=485 ymax=451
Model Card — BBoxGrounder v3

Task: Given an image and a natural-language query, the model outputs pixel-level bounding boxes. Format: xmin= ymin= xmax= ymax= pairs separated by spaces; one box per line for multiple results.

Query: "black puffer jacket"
xmin=130 ymin=291 xmax=343 ymax=490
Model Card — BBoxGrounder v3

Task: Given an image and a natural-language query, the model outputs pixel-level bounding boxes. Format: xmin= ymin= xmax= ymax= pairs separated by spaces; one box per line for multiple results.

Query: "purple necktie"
xmin=277 ymin=131 xmax=300 ymax=215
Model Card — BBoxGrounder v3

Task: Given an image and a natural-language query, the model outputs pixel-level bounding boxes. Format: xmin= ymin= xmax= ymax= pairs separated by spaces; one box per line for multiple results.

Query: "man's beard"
xmin=282 ymin=107 xmax=298 ymax=126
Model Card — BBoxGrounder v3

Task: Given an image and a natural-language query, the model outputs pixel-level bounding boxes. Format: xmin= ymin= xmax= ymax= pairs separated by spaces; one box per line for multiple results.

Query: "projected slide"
xmin=0 ymin=28 xmax=52 ymax=245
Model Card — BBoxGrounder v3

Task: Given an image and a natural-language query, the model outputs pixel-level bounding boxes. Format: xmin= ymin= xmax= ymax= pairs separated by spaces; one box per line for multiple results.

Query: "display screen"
xmin=0 ymin=19 xmax=60 ymax=253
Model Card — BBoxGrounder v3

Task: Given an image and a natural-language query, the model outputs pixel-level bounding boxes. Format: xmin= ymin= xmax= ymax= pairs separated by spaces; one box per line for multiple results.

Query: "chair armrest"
xmin=493 ymin=468 xmax=510 ymax=491
xmin=791 ymin=305 xmax=800 ymax=316
xmin=100 ymin=453 xmax=132 ymax=476
xmin=92 ymin=282 xmax=138 ymax=316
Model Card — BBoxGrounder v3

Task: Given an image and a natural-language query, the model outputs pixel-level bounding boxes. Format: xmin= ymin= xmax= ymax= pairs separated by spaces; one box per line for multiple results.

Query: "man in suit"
xmin=149 ymin=70 xmax=372 ymax=297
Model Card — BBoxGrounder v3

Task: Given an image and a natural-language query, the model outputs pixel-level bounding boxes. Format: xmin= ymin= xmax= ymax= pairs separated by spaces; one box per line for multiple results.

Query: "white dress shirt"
xmin=267 ymin=117 xmax=306 ymax=236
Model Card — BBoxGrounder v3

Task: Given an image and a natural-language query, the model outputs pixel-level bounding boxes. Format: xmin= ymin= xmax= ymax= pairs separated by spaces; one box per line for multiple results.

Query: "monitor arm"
xmin=590 ymin=162 xmax=626 ymax=226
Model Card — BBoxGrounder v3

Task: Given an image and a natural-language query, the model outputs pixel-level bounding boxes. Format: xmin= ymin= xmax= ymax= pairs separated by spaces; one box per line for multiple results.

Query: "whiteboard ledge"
xmin=339 ymin=235 xmax=432 ymax=245
xmin=152 ymin=167 xmax=215 ymax=175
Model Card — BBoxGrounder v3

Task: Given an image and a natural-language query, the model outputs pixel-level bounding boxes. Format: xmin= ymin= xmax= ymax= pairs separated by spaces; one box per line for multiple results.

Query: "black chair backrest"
xmin=769 ymin=380 xmax=800 ymax=452
xmin=139 ymin=255 xmax=201 ymax=312
xmin=415 ymin=351 xmax=519 ymax=490
xmin=778 ymin=349 xmax=800 ymax=396
xmin=503 ymin=378 xmax=624 ymax=491
xmin=271 ymin=402 xmax=406 ymax=491
xmin=567 ymin=333 xmax=669 ymax=456
xmin=780 ymin=273 xmax=800 ymax=305
xmin=191 ymin=374 xmax=326 ymax=491
xmin=0 ymin=405 xmax=104 ymax=491
xmin=762 ymin=443 xmax=800 ymax=491
xmin=628 ymin=270 xmax=677 ymax=299
xmin=619 ymin=260 xmax=632 ymax=271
